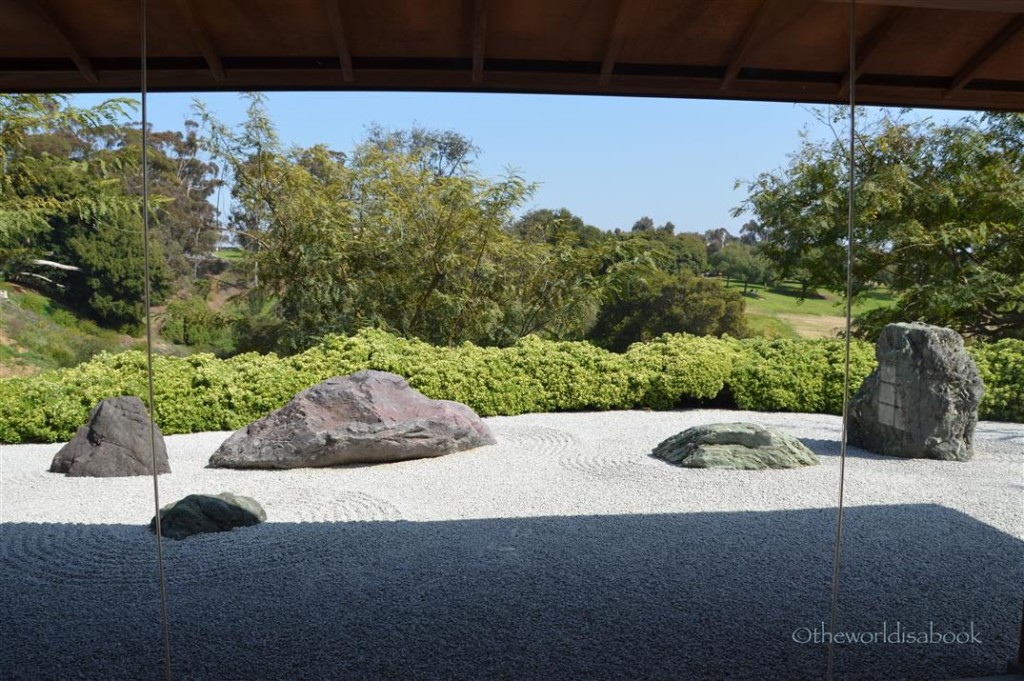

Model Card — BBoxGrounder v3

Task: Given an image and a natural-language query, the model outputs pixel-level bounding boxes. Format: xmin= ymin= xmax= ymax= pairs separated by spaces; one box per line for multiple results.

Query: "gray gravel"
xmin=1 ymin=410 xmax=1022 ymax=680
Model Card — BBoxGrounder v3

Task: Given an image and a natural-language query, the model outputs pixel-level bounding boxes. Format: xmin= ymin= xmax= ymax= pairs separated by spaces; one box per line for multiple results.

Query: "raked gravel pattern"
xmin=1 ymin=409 xmax=1021 ymax=681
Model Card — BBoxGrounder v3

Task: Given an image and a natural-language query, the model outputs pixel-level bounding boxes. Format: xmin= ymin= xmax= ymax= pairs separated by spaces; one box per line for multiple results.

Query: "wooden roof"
xmin=2 ymin=0 xmax=1023 ymax=110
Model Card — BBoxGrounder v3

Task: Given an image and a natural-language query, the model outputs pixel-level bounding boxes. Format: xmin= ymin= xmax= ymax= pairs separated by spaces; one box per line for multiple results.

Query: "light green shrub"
xmin=1 ymin=330 xmax=1020 ymax=445
xmin=625 ymin=333 xmax=741 ymax=409
xmin=969 ymin=339 xmax=1024 ymax=423
xmin=729 ymin=338 xmax=875 ymax=414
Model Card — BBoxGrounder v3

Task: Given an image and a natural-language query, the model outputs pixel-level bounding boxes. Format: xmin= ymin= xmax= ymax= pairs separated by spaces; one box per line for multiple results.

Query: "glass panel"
xmin=0 ymin=6 xmax=170 ymax=678
xmin=829 ymin=4 xmax=1024 ymax=680
xmin=122 ymin=90 xmax=857 ymax=679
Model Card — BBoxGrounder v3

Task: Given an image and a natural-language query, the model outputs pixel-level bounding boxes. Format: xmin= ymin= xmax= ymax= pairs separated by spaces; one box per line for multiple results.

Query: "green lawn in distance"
xmin=719 ymin=278 xmax=896 ymax=339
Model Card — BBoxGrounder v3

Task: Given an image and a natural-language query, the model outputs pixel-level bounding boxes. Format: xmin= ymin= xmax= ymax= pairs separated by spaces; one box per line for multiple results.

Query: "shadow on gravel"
xmin=799 ymin=438 xmax=892 ymax=460
xmin=2 ymin=505 xmax=1021 ymax=681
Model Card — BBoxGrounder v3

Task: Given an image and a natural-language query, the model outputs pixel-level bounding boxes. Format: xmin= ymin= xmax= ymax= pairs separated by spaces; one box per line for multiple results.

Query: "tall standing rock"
xmin=50 ymin=396 xmax=170 ymax=477
xmin=209 ymin=370 xmax=496 ymax=469
xmin=849 ymin=323 xmax=984 ymax=461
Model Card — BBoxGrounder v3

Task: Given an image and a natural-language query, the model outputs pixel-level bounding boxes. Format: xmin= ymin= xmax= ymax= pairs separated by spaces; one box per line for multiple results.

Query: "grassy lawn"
xmin=214 ymin=247 xmax=244 ymax=262
xmin=720 ymin=279 xmax=897 ymax=339
xmin=0 ymin=283 xmax=126 ymax=375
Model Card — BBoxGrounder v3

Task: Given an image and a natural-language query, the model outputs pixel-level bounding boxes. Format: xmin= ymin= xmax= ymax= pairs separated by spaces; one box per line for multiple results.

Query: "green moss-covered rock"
xmin=150 ymin=492 xmax=266 ymax=540
xmin=652 ymin=422 xmax=820 ymax=470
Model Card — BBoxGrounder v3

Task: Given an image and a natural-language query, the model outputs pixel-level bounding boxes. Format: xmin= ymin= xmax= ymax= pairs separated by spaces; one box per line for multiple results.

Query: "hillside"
xmin=0 ymin=283 xmax=188 ymax=378
xmin=0 ymin=271 xmax=897 ymax=378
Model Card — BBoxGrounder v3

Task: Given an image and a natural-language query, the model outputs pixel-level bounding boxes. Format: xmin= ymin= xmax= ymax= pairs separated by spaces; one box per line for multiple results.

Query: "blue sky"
xmin=72 ymin=91 xmax=971 ymax=234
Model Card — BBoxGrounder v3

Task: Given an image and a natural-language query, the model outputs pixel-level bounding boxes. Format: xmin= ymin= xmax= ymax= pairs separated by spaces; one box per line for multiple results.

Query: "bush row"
xmin=1 ymin=329 xmax=1020 ymax=443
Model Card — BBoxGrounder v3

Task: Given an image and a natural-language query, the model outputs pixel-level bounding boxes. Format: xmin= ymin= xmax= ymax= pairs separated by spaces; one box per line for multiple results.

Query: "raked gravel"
xmin=1 ymin=410 xmax=1021 ymax=681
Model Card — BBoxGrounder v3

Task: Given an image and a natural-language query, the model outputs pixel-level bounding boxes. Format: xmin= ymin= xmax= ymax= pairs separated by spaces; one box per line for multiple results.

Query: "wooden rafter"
xmin=473 ymin=0 xmax=488 ymax=84
xmin=174 ymin=0 xmax=224 ymax=82
xmin=838 ymin=6 xmax=910 ymax=95
xmin=721 ymin=0 xmax=816 ymax=90
xmin=600 ymin=0 xmax=633 ymax=86
xmin=823 ymin=0 xmax=1024 ymax=12
xmin=720 ymin=0 xmax=778 ymax=90
xmin=15 ymin=0 xmax=97 ymax=83
xmin=945 ymin=13 xmax=1024 ymax=97
xmin=323 ymin=0 xmax=354 ymax=82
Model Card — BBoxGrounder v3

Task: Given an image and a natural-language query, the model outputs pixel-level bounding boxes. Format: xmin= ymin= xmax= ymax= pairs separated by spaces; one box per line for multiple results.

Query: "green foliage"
xmin=737 ymin=109 xmax=1024 ymax=340
xmin=63 ymin=211 xmax=174 ymax=331
xmin=509 ymin=207 xmax=608 ymax=249
xmin=1 ymin=94 xmax=185 ymax=330
xmin=711 ymin=241 xmax=770 ymax=292
xmin=0 ymin=283 xmax=136 ymax=372
xmin=728 ymin=338 xmax=877 ymax=414
xmin=199 ymin=98 xmax=600 ymax=352
xmin=2 ymin=329 xmax=1021 ymax=444
xmin=160 ymin=295 xmax=234 ymax=354
xmin=589 ymin=265 xmax=747 ymax=352
xmin=625 ymin=334 xmax=740 ymax=409
xmin=969 ymin=339 xmax=1024 ymax=422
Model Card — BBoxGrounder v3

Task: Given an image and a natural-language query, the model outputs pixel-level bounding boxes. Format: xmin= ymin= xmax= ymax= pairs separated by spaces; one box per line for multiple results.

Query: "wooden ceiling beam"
xmin=945 ymin=13 xmax=1024 ymax=97
xmin=600 ymin=0 xmax=634 ymax=86
xmin=323 ymin=0 xmax=354 ymax=82
xmin=174 ymin=0 xmax=224 ymax=82
xmin=472 ymin=0 xmax=488 ymax=84
xmin=838 ymin=6 xmax=910 ymax=95
xmin=14 ymin=0 xmax=97 ymax=83
xmin=823 ymin=0 xmax=1024 ymax=12
xmin=722 ymin=0 xmax=817 ymax=90
xmin=721 ymin=0 xmax=779 ymax=90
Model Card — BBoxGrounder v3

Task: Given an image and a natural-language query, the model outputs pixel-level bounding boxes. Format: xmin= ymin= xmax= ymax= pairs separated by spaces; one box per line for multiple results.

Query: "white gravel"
xmin=1 ymin=410 xmax=1022 ymax=681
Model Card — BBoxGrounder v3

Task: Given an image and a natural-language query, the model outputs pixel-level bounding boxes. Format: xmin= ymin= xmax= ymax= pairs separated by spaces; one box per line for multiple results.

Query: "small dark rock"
xmin=151 ymin=493 xmax=266 ymax=540
xmin=652 ymin=422 xmax=820 ymax=470
xmin=50 ymin=396 xmax=170 ymax=477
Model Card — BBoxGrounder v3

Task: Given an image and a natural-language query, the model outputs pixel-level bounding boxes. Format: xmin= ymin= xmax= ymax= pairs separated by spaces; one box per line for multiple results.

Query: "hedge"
xmin=1 ymin=329 xmax=1020 ymax=444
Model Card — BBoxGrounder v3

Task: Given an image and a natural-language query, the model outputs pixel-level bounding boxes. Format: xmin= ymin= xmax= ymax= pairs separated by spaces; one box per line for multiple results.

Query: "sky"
xmin=71 ymin=91 xmax=972 ymax=235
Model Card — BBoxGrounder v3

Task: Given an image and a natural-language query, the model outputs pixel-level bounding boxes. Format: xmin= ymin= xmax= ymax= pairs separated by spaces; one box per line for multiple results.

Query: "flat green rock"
xmin=652 ymin=422 xmax=819 ymax=470
xmin=150 ymin=492 xmax=266 ymax=540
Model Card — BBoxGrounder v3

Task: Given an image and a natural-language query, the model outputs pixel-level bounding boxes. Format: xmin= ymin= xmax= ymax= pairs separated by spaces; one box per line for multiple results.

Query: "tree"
xmin=711 ymin=241 xmax=769 ymax=293
xmin=63 ymin=209 xmax=174 ymax=329
xmin=509 ymin=207 xmax=607 ymax=248
xmin=1 ymin=95 xmax=174 ymax=329
xmin=587 ymin=265 xmax=747 ymax=352
xmin=630 ymin=216 xmax=655 ymax=232
xmin=200 ymin=96 xmax=601 ymax=351
xmin=702 ymin=227 xmax=734 ymax=258
xmin=1 ymin=95 xmax=133 ymax=278
xmin=584 ymin=235 xmax=745 ymax=352
xmin=736 ymin=108 xmax=1024 ymax=339
xmin=738 ymin=219 xmax=761 ymax=245
xmin=140 ymin=121 xmax=223 ymax=279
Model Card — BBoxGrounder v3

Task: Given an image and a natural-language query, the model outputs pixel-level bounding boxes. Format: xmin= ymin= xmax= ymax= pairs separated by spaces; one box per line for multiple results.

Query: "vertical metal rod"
xmin=826 ymin=0 xmax=857 ymax=678
xmin=140 ymin=0 xmax=173 ymax=678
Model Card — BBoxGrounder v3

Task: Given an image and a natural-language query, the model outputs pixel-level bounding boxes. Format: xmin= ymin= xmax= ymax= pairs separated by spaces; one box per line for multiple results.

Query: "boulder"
xmin=849 ymin=323 xmax=983 ymax=461
xmin=50 ymin=396 xmax=170 ymax=477
xmin=151 ymin=493 xmax=265 ymax=540
xmin=209 ymin=369 xmax=496 ymax=469
xmin=652 ymin=422 xmax=819 ymax=470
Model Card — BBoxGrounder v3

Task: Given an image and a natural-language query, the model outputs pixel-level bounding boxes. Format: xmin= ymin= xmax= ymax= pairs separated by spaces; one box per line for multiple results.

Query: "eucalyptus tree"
xmin=199 ymin=95 xmax=602 ymax=351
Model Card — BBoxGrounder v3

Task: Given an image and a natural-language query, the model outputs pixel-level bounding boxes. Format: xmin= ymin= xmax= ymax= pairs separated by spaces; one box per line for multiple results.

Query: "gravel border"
xmin=2 ymin=410 xmax=1021 ymax=680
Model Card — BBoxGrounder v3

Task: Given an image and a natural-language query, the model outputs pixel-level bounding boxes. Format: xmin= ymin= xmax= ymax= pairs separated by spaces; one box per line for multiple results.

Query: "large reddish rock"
xmin=50 ymin=396 xmax=170 ymax=477
xmin=208 ymin=370 xmax=496 ymax=469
